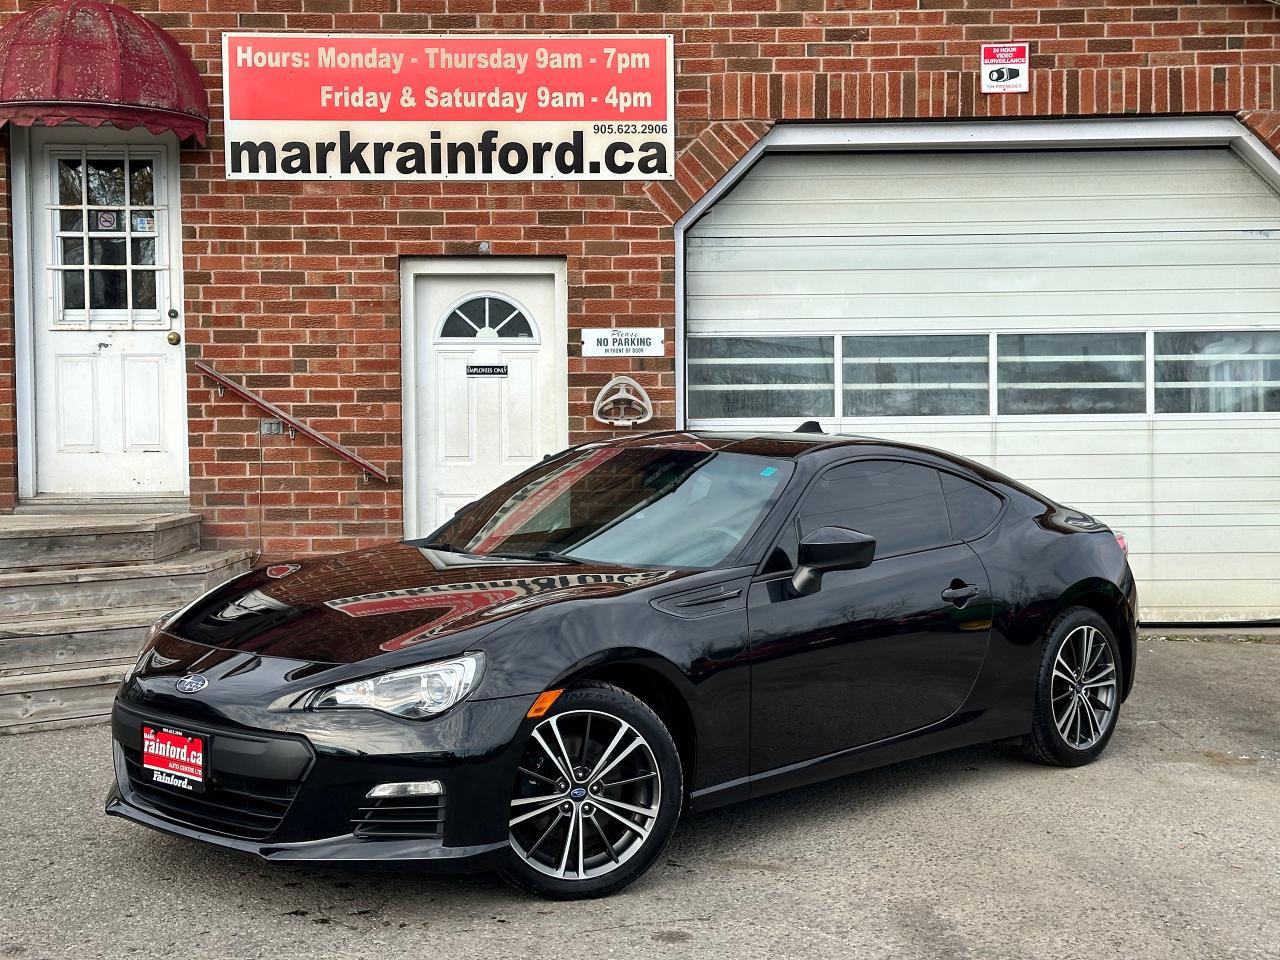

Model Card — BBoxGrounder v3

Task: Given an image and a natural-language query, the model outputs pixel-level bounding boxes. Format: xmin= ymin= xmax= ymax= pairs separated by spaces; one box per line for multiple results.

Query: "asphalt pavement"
xmin=1 ymin=637 xmax=1277 ymax=960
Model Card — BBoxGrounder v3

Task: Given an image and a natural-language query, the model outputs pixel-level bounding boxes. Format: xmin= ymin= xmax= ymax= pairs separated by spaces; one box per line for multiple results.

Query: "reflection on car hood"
xmin=167 ymin=543 xmax=679 ymax=664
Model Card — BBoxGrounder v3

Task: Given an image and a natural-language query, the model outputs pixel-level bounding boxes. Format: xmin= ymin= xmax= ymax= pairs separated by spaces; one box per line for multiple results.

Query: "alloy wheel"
xmin=1050 ymin=624 xmax=1118 ymax=750
xmin=509 ymin=709 xmax=662 ymax=880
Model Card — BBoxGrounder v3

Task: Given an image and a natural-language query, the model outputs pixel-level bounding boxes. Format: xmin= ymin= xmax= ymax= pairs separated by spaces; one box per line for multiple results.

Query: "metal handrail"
xmin=194 ymin=360 xmax=390 ymax=484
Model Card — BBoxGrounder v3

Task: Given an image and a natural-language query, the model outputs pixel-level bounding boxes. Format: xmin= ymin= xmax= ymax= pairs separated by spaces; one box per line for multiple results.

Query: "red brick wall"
xmin=3 ymin=0 xmax=1280 ymax=554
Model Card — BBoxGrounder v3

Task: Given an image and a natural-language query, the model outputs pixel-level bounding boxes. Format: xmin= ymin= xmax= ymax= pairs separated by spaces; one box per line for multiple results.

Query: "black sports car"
xmin=107 ymin=430 xmax=1137 ymax=898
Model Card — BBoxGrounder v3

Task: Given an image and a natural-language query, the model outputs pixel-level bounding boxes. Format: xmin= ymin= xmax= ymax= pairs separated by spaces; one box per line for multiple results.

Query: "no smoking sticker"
xmin=981 ymin=43 xmax=1029 ymax=94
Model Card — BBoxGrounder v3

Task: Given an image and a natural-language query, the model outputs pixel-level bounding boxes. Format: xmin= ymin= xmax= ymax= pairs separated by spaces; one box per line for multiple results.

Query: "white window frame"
xmin=675 ymin=116 xmax=1280 ymax=428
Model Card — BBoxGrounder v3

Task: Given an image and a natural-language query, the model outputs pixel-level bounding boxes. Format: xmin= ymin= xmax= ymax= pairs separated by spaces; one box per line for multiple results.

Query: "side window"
xmin=940 ymin=472 xmax=1004 ymax=541
xmin=798 ymin=460 xmax=952 ymax=558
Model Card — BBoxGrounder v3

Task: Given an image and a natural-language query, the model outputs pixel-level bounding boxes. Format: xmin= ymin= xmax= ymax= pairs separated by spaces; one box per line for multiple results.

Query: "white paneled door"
xmin=403 ymin=260 xmax=567 ymax=537
xmin=26 ymin=129 xmax=188 ymax=496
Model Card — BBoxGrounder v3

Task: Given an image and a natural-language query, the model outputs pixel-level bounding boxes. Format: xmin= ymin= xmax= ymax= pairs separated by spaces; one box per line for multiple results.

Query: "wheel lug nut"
xmin=561 ymin=802 xmax=572 ymax=812
xmin=591 ymin=782 xmax=600 ymax=793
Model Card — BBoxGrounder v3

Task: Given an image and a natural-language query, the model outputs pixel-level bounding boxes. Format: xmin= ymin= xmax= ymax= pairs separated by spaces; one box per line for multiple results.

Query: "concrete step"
xmin=0 ymin=549 xmax=253 ymax=622
xmin=0 ymin=607 xmax=172 ymax=678
xmin=0 ymin=512 xmax=202 ymax=570
xmin=13 ymin=495 xmax=192 ymax=515
xmin=0 ymin=664 xmax=129 ymax=733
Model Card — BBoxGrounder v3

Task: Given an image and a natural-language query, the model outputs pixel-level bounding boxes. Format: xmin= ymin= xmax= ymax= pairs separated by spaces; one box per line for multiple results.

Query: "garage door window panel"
xmin=688 ymin=336 xmax=834 ymax=419
xmin=800 ymin=460 xmax=953 ymax=558
xmin=997 ymin=333 xmax=1146 ymax=415
xmin=1155 ymin=331 xmax=1280 ymax=413
xmin=843 ymin=335 xmax=989 ymax=417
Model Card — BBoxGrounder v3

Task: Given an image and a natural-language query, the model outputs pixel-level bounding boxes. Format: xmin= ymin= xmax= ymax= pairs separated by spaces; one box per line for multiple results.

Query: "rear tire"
xmin=501 ymin=682 xmax=683 ymax=899
xmin=1020 ymin=607 xmax=1122 ymax=767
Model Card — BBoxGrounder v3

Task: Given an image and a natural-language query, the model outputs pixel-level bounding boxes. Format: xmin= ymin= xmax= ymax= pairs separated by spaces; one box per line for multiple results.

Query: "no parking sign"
xmin=981 ymin=43 xmax=1029 ymax=94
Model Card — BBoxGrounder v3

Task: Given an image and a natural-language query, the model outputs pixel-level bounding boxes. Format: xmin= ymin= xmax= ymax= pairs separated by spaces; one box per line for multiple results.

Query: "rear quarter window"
xmin=940 ymin=471 xmax=1005 ymax=540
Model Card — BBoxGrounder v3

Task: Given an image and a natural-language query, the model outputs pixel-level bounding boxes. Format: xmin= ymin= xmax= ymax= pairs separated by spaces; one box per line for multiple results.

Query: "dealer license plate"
xmin=141 ymin=725 xmax=206 ymax=793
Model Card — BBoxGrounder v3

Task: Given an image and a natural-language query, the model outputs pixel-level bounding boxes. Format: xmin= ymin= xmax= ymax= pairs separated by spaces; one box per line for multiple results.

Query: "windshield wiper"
xmin=487 ymin=550 xmax=586 ymax=565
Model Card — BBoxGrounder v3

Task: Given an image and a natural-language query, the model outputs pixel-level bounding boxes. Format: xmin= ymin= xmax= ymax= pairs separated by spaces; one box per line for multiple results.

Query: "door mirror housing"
xmin=791 ymin=526 xmax=876 ymax=595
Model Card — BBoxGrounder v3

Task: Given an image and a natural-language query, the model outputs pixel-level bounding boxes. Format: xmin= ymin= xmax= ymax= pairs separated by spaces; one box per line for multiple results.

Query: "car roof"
xmin=583 ymin=429 xmax=937 ymax=461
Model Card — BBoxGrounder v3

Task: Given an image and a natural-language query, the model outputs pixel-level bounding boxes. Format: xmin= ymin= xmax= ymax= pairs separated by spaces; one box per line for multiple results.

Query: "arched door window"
xmin=438 ymin=293 xmax=537 ymax=341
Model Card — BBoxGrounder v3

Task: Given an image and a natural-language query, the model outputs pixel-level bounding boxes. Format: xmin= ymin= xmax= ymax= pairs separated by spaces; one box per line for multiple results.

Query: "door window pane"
xmin=62 ymin=271 xmax=85 ymax=310
xmin=87 ymin=159 xmax=126 ymax=205
xmin=60 ymin=237 xmax=84 ymax=265
xmin=89 ymin=238 xmax=127 ymax=265
xmin=843 ymin=335 xmax=989 ymax=416
xmin=940 ymin=472 xmax=1004 ymax=540
xmin=997 ymin=333 xmax=1145 ymax=415
xmin=131 ymin=238 xmax=155 ymax=265
xmin=90 ymin=209 xmax=124 ymax=233
xmin=58 ymin=159 xmax=83 ymax=204
xmin=799 ymin=460 xmax=952 ymax=557
xmin=132 ymin=271 xmax=157 ymax=310
xmin=688 ymin=336 xmax=835 ymax=419
xmin=89 ymin=270 xmax=127 ymax=309
xmin=1155 ymin=331 xmax=1280 ymax=413
xmin=129 ymin=160 xmax=154 ymax=205
xmin=59 ymin=209 xmax=83 ymax=231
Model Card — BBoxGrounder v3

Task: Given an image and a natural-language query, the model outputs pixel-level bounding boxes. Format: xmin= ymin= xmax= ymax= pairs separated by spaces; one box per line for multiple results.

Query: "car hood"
xmin=166 ymin=543 xmax=682 ymax=665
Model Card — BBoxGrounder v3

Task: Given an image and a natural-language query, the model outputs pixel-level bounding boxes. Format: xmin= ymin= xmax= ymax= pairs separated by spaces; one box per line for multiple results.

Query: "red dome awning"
xmin=0 ymin=0 xmax=209 ymax=144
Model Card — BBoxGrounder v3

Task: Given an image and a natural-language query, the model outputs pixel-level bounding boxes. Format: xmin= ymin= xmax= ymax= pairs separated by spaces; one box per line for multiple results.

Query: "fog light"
xmin=367 ymin=780 xmax=443 ymax=798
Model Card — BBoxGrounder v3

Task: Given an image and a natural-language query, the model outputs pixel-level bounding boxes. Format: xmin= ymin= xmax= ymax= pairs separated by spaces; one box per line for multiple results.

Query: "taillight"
xmin=1113 ymin=530 xmax=1129 ymax=557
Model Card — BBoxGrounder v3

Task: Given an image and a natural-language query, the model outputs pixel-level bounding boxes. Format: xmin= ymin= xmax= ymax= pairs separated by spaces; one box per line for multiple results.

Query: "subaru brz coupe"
xmin=107 ymin=429 xmax=1136 ymax=898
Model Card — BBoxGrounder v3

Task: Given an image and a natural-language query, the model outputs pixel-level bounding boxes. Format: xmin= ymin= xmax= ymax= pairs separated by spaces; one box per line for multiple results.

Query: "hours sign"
xmin=222 ymin=33 xmax=675 ymax=181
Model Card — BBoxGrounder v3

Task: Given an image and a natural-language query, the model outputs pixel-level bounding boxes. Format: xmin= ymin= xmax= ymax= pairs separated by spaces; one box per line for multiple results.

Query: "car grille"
xmin=120 ymin=744 xmax=300 ymax=841
xmin=352 ymin=795 xmax=446 ymax=839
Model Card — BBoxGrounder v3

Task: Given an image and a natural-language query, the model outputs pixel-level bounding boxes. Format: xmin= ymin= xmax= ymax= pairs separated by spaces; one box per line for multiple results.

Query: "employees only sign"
xmin=222 ymin=33 xmax=674 ymax=181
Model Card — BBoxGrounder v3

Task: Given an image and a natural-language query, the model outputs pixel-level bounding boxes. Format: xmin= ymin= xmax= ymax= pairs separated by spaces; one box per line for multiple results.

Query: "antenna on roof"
xmin=795 ymin=420 xmax=825 ymax=434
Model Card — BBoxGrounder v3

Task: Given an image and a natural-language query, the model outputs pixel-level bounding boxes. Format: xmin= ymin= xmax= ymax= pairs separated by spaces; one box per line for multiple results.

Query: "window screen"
xmin=798 ymin=460 xmax=952 ymax=558
xmin=940 ymin=472 xmax=1004 ymax=541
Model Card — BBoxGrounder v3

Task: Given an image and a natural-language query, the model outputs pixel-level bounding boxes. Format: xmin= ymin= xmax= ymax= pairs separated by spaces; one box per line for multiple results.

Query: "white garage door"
xmin=686 ymin=148 xmax=1280 ymax=622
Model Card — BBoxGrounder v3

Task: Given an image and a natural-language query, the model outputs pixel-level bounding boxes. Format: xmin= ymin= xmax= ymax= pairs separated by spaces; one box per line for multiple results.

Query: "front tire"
xmin=501 ymin=682 xmax=683 ymax=899
xmin=1020 ymin=607 xmax=1122 ymax=767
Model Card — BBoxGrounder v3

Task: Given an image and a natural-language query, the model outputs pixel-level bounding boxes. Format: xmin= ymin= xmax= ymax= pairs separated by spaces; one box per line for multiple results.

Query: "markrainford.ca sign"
xmin=222 ymin=33 xmax=674 ymax=181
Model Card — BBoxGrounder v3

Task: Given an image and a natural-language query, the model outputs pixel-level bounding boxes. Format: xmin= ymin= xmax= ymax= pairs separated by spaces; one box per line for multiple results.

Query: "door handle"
xmin=941 ymin=582 xmax=980 ymax=605
xmin=167 ymin=331 xmax=182 ymax=346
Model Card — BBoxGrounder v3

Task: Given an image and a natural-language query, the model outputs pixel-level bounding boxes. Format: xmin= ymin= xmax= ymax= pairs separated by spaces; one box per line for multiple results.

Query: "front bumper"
xmin=106 ymin=691 xmax=538 ymax=872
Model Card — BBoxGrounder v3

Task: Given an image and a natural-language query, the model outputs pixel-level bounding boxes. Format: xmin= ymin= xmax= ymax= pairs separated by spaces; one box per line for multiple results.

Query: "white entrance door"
xmin=24 ymin=129 xmax=188 ymax=497
xmin=403 ymin=260 xmax=568 ymax=537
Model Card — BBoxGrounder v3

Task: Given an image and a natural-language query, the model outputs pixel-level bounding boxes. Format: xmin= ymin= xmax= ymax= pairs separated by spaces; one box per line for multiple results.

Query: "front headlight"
xmin=312 ymin=653 xmax=485 ymax=720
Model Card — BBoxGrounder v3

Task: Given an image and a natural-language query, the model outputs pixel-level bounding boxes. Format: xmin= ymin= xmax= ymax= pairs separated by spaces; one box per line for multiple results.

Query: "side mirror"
xmin=791 ymin=526 xmax=876 ymax=595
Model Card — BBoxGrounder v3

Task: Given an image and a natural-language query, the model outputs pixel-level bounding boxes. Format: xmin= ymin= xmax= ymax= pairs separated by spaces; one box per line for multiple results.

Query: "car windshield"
xmin=426 ymin=447 xmax=794 ymax=569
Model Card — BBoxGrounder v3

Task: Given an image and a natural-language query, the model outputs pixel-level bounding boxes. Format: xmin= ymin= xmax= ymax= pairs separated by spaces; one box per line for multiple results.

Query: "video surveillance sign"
xmin=980 ymin=43 xmax=1030 ymax=94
